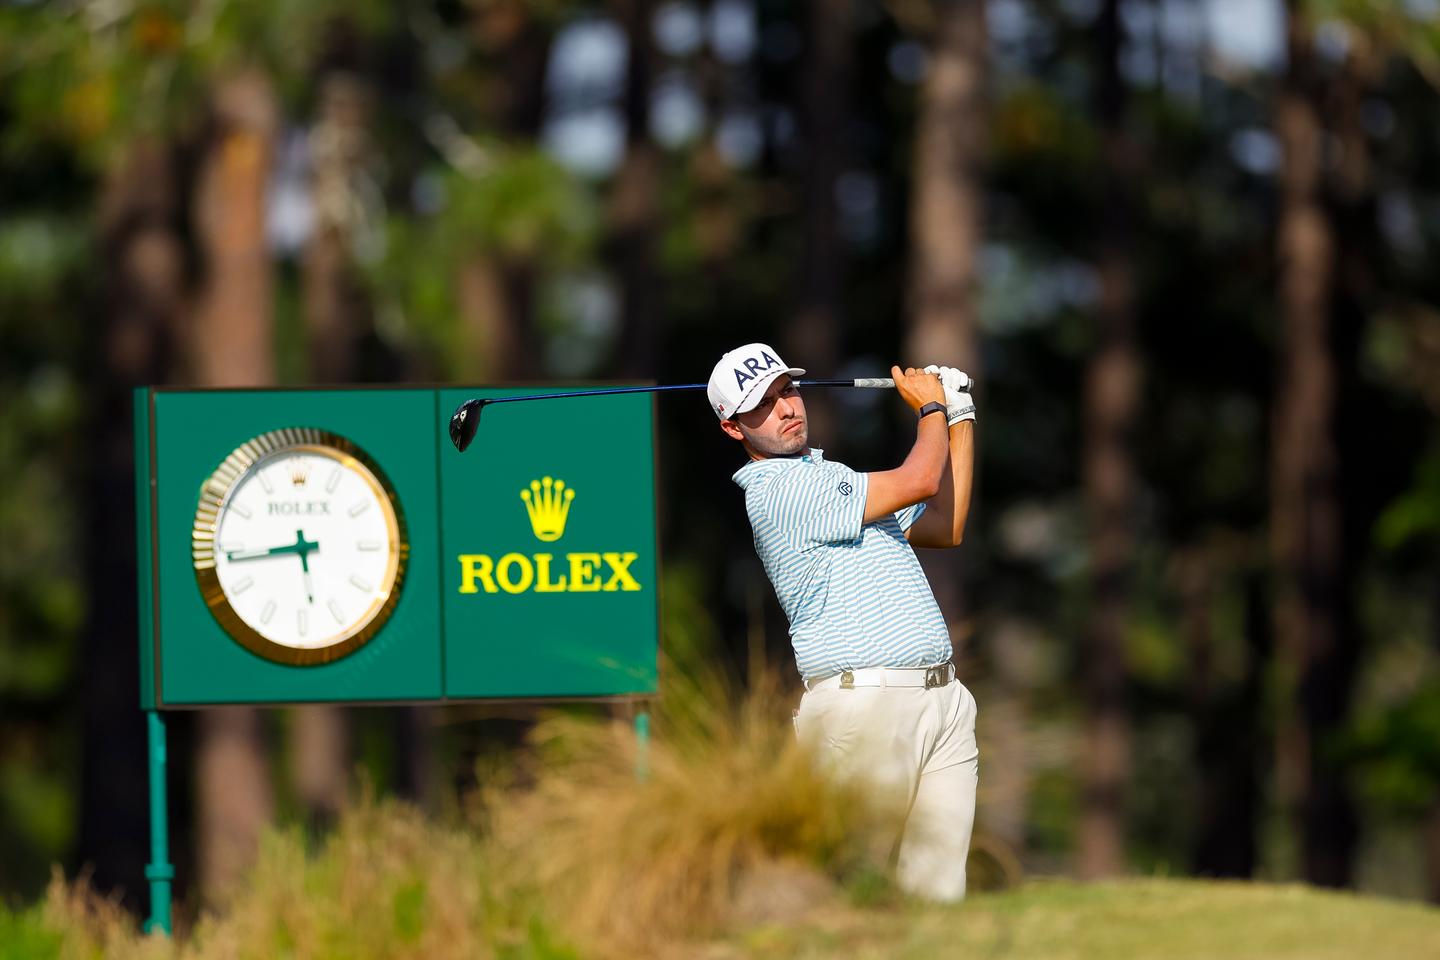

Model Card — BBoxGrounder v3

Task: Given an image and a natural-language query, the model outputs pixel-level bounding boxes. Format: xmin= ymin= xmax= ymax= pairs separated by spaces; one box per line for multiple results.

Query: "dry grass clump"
xmin=183 ymin=798 xmax=505 ymax=960
xmin=33 ymin=870 xmax=175 ymax=960
xmin=479 ymin=663 xmax=905 ymax=956
xmin=26 ymin=799 xmax=565 ymax=960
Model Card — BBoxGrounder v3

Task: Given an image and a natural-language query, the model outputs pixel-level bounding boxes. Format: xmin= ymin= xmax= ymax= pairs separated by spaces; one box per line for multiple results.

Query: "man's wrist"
xmin=946 ymin=402 xmax=976 ymax=426
xmin=944 ymin=388 xmax=976 ymax=425
xmin=917 ymin=401 xmax=947 ymax=421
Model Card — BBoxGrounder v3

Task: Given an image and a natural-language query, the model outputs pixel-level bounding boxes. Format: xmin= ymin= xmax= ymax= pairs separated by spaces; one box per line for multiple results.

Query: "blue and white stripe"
xmin=733 ymin=448 xmax=952 ymax=682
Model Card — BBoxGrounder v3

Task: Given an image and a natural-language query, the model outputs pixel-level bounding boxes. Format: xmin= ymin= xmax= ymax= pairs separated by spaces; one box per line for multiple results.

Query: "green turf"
xmin=717 ymin=878 xmax=1440 ymax=960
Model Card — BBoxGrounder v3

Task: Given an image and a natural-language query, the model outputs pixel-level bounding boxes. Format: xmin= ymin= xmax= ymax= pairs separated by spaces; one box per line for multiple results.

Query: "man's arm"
xmin=906 ymin=365 xmax=975 ymax=547
xmin=906 ymin=419 xmax=974 ymax=547
xmin=863 ymin=367 xmax=949 ymax=524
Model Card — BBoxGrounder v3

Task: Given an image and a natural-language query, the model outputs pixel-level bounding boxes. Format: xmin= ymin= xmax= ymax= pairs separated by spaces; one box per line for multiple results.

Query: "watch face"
xmin=192 ymin=428 xmax=409 ymax=665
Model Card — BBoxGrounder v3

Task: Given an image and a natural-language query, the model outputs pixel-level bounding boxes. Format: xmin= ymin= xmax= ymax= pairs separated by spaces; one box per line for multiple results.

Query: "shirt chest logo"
xmin=837 ymin=481 xmax=853 ymax=496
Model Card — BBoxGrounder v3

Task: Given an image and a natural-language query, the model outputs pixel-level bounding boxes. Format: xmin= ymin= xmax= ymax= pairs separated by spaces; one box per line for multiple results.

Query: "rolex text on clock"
xmin=192 ymin=428 xmax=409 ymax=665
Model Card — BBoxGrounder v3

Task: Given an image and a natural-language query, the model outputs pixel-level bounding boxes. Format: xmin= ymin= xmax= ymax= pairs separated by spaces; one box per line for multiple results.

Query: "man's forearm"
xmin=944 ymin=419 xmax=975 ymax=543
xmin=910 ymin=414 xmax=951 ymax=495
xmin=907 ymin=419 xmax=974 ymax=547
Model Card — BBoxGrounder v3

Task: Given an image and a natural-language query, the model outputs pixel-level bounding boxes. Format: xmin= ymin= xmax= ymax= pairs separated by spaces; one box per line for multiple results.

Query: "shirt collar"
xmin=732 ymin=447 xmax=825 ymax=488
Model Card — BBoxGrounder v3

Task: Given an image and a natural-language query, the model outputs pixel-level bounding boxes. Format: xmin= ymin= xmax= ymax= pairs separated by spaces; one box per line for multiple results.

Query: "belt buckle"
xmin=925 ymin=666 xmax=946 ymax=689
xmin=839 ymin=670 xmax=854 ymax=690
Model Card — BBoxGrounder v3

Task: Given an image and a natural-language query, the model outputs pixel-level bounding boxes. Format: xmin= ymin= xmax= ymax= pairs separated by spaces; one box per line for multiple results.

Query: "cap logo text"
xmin=732 ymin=350 xmax=781 ymax=390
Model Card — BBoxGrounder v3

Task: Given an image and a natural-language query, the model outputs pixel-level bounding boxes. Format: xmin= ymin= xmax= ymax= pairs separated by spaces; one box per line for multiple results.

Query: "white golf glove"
xmin=922 ymin=364 xmax=975 ymax=425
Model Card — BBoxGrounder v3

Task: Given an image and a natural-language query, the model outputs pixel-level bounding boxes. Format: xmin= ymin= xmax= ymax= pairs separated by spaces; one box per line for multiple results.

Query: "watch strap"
xmin=917 ymin=401 xmax=947 ymax=421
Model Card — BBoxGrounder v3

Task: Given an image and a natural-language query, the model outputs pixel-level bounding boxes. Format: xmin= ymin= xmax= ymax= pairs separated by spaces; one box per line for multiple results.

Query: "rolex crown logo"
xmin=290 ymin=459 xmax=309 ymax=487
xmin=521 ymin=476 xmax=575 ymax=542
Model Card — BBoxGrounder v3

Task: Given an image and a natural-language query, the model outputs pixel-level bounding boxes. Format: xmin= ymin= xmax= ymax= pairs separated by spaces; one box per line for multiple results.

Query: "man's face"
xmin=721 ymin=375 xmax=808 ymax=458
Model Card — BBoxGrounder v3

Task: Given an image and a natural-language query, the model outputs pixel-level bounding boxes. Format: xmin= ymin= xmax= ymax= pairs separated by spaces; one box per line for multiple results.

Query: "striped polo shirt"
xmin=733 ymin=448 xmax=952 ymax=682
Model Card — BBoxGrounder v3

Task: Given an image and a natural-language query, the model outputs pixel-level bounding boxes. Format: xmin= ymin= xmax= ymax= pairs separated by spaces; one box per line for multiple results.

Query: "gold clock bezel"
xmin=192 ymin=427 xmax=410 ymax=666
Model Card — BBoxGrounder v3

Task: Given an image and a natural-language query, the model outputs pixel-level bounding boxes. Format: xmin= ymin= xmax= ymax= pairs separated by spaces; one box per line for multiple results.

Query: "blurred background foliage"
xmin=0 ymin=0 xmax=1438 ymax=924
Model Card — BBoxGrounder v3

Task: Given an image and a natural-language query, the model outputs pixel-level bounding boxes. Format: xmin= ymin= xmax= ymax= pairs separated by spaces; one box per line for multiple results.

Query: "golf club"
xmin=448 ymin=377 xmax=932 ymax=453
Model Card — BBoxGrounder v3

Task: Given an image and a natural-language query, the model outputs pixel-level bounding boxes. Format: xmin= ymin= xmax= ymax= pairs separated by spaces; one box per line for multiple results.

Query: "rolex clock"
xmin=191 ymin=427 xmax=409 ymax=665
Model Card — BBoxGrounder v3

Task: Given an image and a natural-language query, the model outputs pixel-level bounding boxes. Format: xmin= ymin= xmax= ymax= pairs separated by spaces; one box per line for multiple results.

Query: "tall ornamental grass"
xmin=10 ymin=662 xmax=901 ymax=959
xmin=479 ymin=663 xmax=903 ymax=954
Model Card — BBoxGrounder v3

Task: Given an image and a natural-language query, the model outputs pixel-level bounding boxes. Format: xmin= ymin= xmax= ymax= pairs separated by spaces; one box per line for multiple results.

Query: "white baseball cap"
xmin=707 ymin=342 xmax=806 ymax=420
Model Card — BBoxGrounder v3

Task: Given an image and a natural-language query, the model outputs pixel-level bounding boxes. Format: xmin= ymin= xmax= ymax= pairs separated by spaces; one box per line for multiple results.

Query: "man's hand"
xmin=892 ymin=365 xmax=946 ymax=414
xmin=922 ymin=364 xmax=976 ymax=425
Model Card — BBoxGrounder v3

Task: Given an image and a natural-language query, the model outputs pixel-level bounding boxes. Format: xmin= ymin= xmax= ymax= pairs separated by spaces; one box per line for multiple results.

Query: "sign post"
xmin=143 ymin=710 xmax=173 ymax=934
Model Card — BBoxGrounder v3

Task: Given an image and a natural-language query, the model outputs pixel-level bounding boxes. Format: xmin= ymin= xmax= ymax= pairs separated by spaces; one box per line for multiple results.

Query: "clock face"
xmin=192 ymin=428 xmax=408 ymax=665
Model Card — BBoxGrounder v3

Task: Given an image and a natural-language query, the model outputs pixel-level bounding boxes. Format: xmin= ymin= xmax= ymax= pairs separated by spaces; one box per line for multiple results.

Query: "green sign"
xmin=134 ymin=387 xmax=659 ymax=708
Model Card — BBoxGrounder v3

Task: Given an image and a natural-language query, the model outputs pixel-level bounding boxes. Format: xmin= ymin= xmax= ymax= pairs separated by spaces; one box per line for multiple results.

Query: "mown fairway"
xmin=708 ymin=878 xmax=1440 ymax=960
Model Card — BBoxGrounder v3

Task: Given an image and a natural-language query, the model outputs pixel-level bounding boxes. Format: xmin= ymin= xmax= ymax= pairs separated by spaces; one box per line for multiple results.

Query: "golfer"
xmin=709 ymin=341 xmax=978 ymax=901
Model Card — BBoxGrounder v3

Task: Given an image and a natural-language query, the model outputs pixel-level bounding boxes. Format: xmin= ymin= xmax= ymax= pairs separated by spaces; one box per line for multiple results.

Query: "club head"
xmin=449 ymin=399 xmax=484 ymax=452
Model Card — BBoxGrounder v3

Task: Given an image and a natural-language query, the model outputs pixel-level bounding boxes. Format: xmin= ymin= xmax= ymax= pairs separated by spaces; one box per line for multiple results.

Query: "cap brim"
xmin=734 ymin=367 xmax=806 ymax=415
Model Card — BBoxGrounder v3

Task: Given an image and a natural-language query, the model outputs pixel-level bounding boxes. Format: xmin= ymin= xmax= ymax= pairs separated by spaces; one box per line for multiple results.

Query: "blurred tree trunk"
xmin=190 ymin=69 xmax=280 ymax=903
xmin=977 ymin=620 xmax=1032 ymax=855
xmin=458 ymin=0 xmax=553 ymax=381
xmin=1185 ymin=545 xmax=1262 ymax=877
xmin=608 ymin=0 xmax=661 ymax=378
xmin=303 ymin=74 xmax=371 ymax=383
xmin=289 ymin=71 xmax=378 ymax=830
xmin=75 ymin=139 xmax=185 ymax=911
xmin=788 ymin=0 xmax=851 ymax=441
xmin=1430 ymin=582 xmax=1440 ymax=904
xmin=1079 ymin=0 xmax=1138 ymax=880
xmin=691 ymin=4 xmax=741 ymax=274
xmin=1271 ymin=0 xmax=1349 ymax=887
xmin=1297 ymin=27 xmax=1383 ymax=889
xmin=904 ymin=0 xmax=985 ymax=377
xmin=902 ymin=0 xmax=987 ymax=659
xmin=1429 ymin=797 xmax=1440 ymax=906
xmin=456 ymin=259 xmax=538 ymax=380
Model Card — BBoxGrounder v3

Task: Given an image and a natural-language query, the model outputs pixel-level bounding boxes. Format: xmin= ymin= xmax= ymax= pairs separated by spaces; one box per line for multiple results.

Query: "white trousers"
xmin=794 ymin=678 xmax=979 ymax=901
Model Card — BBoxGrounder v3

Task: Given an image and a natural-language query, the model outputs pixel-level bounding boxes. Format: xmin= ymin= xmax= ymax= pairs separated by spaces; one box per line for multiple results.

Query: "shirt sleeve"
xmin=895 ymin=500 xmax=927 ymax=532
xmin=760 ymin=463 xmax=869 ymax=550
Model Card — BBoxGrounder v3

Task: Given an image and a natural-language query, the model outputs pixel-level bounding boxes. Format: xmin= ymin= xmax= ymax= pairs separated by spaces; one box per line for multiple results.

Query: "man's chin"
xmin=743 ymin=423 xmax=808 ymax=458
xmin=778 ymin=430 xmax=808 ymax=454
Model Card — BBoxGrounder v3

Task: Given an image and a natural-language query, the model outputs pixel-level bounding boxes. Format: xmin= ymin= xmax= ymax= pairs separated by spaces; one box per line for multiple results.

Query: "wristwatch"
xmin=917 ymin=401 xmax=947 ymax=421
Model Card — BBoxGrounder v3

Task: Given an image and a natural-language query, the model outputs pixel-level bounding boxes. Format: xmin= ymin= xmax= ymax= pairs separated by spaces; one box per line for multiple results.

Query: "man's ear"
xmin=719 ymin=419 xmax=745 ymax=442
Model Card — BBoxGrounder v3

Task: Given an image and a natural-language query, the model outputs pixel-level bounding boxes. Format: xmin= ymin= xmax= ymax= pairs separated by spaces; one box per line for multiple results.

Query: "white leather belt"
xmin=804 ymin=661 xmax=955 ymax=692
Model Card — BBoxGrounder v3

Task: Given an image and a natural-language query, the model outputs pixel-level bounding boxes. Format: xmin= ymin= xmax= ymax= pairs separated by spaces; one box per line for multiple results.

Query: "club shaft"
xmin=474 ymin=378 xmax=897 ymax=406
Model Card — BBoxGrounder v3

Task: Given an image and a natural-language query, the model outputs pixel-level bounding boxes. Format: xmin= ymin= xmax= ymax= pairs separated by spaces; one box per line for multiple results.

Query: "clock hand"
xmin=297 ymin=532 xmax=316 ymax=604
xmin=226 ymin=531 xmax=321 ymax=562
xmin=226 ymin=542 xmax=307 ymax=561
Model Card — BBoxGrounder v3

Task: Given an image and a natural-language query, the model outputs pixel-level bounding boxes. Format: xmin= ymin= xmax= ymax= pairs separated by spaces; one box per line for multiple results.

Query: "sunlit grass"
xmin=7 ymin=661 xmax=1437 ymax=958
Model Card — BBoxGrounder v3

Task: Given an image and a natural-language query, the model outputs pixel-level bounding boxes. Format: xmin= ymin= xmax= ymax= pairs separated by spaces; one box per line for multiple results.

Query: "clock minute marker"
xmin=297 ymin=610 xmax=308 ymax=637
xmin=327 ymin=599 xmax=345 ymax=624
xmin=357 ymin=540 xmax=382 ymax=551
xmin=260 ymin=601 xmax=276 ymax=625
xmin=231 ymin=503 xmax=252 ymax=520
xmin=349 ymin=574 xmax=373 ymax=593
xmin=325 ymin=468 xmax=342 ymax=493
xmin=348 ymin=500 xmax=370 ymax=518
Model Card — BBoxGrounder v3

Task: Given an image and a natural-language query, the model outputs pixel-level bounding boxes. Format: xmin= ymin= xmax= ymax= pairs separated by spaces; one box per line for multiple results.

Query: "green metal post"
xmin=634 ymin=709 xmax=650 ymax=782
xmin=144 ymin=710 xmax=174 ymax=935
